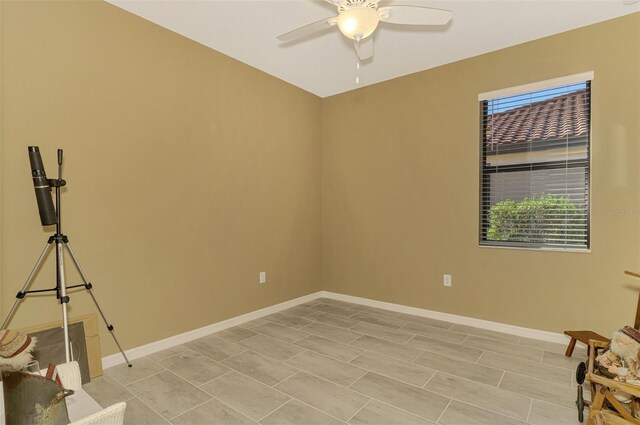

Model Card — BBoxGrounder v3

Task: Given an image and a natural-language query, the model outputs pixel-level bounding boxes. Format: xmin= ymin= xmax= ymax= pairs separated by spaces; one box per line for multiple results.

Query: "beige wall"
xmin=322 ymin=13 xmax=640 ymax=336
xmin=1 ymin=1 xmax=322 ymax=355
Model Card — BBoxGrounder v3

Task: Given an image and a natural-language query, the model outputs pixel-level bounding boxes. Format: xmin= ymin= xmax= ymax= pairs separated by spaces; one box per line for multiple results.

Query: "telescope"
xmin=28 ymin=146 xmax=57 ymax=226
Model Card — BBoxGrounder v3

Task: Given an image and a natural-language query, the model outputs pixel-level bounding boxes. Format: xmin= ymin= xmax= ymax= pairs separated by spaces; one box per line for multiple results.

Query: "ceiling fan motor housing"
xmin=337 ymin=0 xmax=378 ymax=13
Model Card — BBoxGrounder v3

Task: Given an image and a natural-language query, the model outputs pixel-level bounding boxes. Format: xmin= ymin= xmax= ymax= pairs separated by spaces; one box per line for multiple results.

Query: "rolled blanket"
xmin=0 ymin=329 xmax=37 ymax=370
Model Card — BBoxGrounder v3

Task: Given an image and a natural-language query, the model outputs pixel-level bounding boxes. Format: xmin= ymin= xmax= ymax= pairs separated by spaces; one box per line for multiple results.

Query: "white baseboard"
xmin=101 ymin=291 xmax=323 ymax=369
xmin=319 ymin=291 xmax=571 ymax=345
xmin=103 ymin=289 xmax=570 ymax=369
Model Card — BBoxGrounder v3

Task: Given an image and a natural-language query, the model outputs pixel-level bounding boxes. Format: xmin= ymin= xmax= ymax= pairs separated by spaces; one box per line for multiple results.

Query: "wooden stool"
xmin=564 ymin=330 xmax=610 ymax=357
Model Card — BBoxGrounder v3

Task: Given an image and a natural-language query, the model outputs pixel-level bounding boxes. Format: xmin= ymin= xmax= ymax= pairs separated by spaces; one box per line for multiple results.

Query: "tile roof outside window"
xmin=485 ymin=89 xmax=589 ymax=147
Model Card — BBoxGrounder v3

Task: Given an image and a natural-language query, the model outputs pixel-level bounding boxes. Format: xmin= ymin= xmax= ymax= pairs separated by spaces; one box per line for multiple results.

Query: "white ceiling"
xmin=106 ymin=0 xmax=638 ymax=98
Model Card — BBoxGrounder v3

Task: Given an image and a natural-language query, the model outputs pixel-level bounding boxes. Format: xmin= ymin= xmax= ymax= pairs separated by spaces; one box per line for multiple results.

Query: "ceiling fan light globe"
xmin=337 ymin=8 xmax=379 ymax=40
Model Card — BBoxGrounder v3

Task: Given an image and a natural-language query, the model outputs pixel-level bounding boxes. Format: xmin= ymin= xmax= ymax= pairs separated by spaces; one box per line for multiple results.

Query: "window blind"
xmin=479 ymin=80 xmax=591 ymax=249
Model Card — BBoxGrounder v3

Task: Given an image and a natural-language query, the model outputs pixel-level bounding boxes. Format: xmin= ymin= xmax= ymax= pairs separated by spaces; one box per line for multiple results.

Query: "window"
xmin=479 ymin=73 xmax=592 ymax=250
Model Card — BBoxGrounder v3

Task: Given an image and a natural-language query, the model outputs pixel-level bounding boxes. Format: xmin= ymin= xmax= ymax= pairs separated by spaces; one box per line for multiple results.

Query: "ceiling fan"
xmin=277 ymin=0 xmax=453 ymax=60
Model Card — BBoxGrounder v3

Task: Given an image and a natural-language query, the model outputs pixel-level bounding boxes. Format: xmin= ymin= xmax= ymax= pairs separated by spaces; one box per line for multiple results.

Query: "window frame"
xmin=478 ymin=74 xmax=593 ymax=252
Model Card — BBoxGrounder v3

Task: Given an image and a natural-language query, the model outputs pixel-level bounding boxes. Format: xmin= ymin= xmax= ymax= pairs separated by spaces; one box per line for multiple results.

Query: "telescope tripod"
xmin=1 ymin=233 xmax=132 ymax=367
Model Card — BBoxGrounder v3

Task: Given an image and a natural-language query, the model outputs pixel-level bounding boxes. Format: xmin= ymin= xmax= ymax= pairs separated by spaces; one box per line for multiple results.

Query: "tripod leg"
xmin=56 ymin=241 xmax=71 ymax=363
xmin=1 ymin=241 xmax=53 ymax=330
xmin=65 ymin=242 xmax=132 ymax=367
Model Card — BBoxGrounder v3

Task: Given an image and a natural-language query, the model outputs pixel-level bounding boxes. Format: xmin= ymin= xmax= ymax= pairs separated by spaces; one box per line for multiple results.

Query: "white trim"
xmin=478 ymin=244 xmax=591 ymax=254
xmin=102 ymin=290 xmax=572 ymax=369
xmin=478 ymin=71 xmax=594 ymax=101
xmin=101 ymin=291 xmax=323 ymax=369
xmin=320 ymin=291 xmax=571 ymax=345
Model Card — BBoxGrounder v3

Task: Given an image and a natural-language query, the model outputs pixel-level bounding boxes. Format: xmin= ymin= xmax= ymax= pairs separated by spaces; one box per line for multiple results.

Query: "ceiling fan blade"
xmin=277 ymin=17 xmax=338 ymax=42
xmin=355 ymin=37 xmax=374 ymax=60
xmin=378 ymin=6 xmax=452 ymax=26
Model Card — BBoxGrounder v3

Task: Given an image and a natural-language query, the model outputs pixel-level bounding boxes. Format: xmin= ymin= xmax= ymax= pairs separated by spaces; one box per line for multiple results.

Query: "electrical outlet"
xmin=259 ymin=271 xmax=266 ymax=284
xmin=443 ymin=274 xmax=452 ymax=287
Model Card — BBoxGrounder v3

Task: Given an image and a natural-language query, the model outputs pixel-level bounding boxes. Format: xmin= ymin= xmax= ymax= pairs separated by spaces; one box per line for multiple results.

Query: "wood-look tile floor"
xmin=83 ymin=298 xmax=588 ymax=424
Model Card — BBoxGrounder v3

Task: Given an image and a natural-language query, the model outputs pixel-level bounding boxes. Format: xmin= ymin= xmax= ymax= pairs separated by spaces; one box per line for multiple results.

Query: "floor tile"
xmin=147 ymin=345 xmax=189 ymax=362
xmin=123 ymin=397 xmax=170 ymax=425
xmin=184 ymin=334 xmax=245 ymax=361
xmin=158 ymin=349 xmax=231 ymax=386
xmin=438 ymin=400 xmax=526 ymax=425
xmin=297 ymin=300 xmax=321 ymax=308
xmin=349 ymin=352 xmax=435 ymax=388
xmin=350 ymin=311 xmax=406 ymax=329
xmin=479 ymin=351 xmax=571 ymax=386
xmin=171 ymin=397 xmax=256 ymax=425
xmin=464 ymin=335 xmax=543 ymax=362
xmin=222 ymin=350 xmax=298 ymax=386
xmin=300 ymin=321 xmax=362 ymax=344
xmin=126 ymin=371 xmax=211 ymax=420
xmin=542 ymin=350 xmax=586 ymax=371
xmin=215 ymin=326 xmax=258 ymax=343
xmin=450 ymin=324 xmax=519 ymax=344
xmin=200 ymin=371 xmax=290 ymax=421
xmin=238 ymin=334 xmax=306 ymax=361
xmin=350 ymin=322 xmax=414 ymax=344
xmin=393 ymin=313 xmax=454 ymax=330
xmin=280 ymin=306 xmax=318 ymax=317
xmin=499 ymin=372 xmax=576 ymax=409
xmin=316 ymin=298 xmax=360 ymax=309
xmin=239 ymin=318 xmax=272 ymax=329
xmin=250 ymin=322 xmax=309 ymax=344
xmin=306 ymin=312 xmax=361 ymax=329
xmin=286 ymin=350 xmax=366 ymax=386
xmin=424 ymin=373 xmax=531 ymax=421
xmin=295 ymin=335 xmax=364 ymax=362
xmin=106 ymin=357 xmax=165 ymax=386
xmin=413 ymin=351 xmax=503 ymax=387
xmin=528 ymin=399 xmax=581 ymax=425
xmin=350 ymin=335 xmax=423 ymax=362
xmin=310 ymin=303 xmax=359 ymax=317
xmin=406 ymin=335 xmax=483 ymax=363
xmin=348 ymin=400 xmax=434 ymax=425
xmin=401 ymin=322 xmax=468 ymax=344
xmin=275 ymin=372 xmax=369 ymax=422
xmin=518 ymin=336 xmax=584 ymax=356
xmin=349 ymin=372 xmax=449 ymax=422
xmin=82 ymin=375 xmax=135 ymax=407
xmin=264 ymin=312 xmax=313 ymax=329
xmin=349 ymin=305 xmax=399 ymax=318
xmin=259 ymin=399 xmax=344 ymax=425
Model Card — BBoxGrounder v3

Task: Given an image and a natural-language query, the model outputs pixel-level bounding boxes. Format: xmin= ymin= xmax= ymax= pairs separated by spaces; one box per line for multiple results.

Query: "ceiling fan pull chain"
xmin=354 ymin=36 xmax=361 ymax=85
